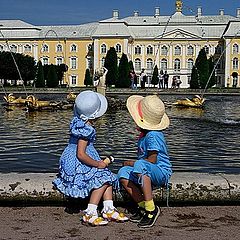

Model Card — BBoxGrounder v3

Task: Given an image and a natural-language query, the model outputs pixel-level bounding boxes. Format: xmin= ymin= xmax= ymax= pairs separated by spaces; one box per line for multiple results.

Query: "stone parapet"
xmin=0 ymin=173 xmax=239 ymax=205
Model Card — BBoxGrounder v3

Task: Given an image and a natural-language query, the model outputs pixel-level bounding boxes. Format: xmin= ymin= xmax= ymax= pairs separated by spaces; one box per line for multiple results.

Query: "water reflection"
xmin=0 ymin=94 xmax=239 ymax=174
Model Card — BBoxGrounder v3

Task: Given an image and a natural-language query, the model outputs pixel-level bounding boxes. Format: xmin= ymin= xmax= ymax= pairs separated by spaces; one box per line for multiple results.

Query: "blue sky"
xmin=0 ymin=0 xmax=239 ymax=26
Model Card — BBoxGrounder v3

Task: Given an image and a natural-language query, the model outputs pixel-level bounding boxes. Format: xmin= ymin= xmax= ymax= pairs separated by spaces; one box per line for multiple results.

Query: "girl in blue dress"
xmin=53 ymin=90 xmax=128 ymax=226
xmin=118 ymin=95 xmax=172 ymax=228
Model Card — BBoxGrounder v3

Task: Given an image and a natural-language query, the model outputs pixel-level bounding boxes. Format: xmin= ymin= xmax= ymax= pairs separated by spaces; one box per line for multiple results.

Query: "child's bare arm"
xmin=123 ymin=160 xmax=135 ymax=166
xmin=146 ymin=150 xmax=158 ymax=163
xmin=77 ymin=139 xmax=107 ymax=168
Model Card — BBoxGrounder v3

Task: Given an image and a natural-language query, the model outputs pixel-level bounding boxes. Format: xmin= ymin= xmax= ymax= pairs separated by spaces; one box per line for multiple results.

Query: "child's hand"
xmin=123 ymin=160 xmax=135 ymax=167
xmin=97 ymin=160 xmax=107 ymax=169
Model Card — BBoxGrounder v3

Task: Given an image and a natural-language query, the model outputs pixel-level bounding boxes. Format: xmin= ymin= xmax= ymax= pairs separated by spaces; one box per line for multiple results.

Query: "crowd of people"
xmin=129 ymin=68 xmax=182 ymax=90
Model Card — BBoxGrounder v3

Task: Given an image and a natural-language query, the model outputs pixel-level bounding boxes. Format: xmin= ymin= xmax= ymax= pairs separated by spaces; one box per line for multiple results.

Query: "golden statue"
xmin=173 ymin=95 xmax=205 ymax=108
xmin=176 ymin=0 xmax=183 ymax=13
xmin=25 ymin=95 xmax=61 ymax=111
xmin=66 ymin=92 xmax=77 ymax=103
xmin=3 ymin=93 xmax=27 ymax=105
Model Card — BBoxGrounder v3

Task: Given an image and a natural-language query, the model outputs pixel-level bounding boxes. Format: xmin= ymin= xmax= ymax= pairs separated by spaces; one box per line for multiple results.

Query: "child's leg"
xmin=84 ymin=184 xmax=108 ymax=216
xmin=83 ymin=184 xmax=109 ymax=226
xmin=101 ymin=185 xmax=128 ymax=222
xmin=120 ymin=178 xmax=144 ymax=204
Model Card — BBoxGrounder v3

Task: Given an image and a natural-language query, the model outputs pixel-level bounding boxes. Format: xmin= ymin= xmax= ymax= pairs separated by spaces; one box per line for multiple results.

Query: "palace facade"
xmin=0 ymin=0 xmax=240 ymax=88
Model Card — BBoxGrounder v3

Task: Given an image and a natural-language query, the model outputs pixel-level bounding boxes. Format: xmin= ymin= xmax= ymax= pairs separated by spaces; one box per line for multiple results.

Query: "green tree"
xmin=195 ymin=48 xmax=209 ymax=88
xmin=35 ymin=61 xmax=45 ymax=87
xmin=104 ymin=47 xmax=118 ymax=86
xmin=151 ymin=65 xmax=159 ymax=86
xmin=129 ymin=60 xmax=134 ymax=71
xmin=190 ymin=65 xmax=199 ymax=89
xmin=84 ymin=68 xmax=92 ymax=86
xmin=0 ymin=51 xmax=36 ymax=86
xmin=207 ymin=56 xmax=216 ymax=88
xmin=116 ymin=53 xmax=130 ymax=88
xmin=46 ymin=64 xmax=59 ymax=87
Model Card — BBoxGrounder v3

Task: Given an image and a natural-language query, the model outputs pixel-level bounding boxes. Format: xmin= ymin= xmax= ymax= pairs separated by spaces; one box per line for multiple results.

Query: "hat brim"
xmin=73 ymin=92 xmax=108 ymax=119
xmin=95 ymin=93 xmax=108 ymax=118
xmin=126 ymin=95 xmax=170 ymax=130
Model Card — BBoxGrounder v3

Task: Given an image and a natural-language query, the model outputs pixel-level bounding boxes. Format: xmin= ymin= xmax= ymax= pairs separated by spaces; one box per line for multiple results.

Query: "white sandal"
xmin=82 ymin=214 xmax=108 ymax=226
xmin=102 ymin=209 xmax=128 ymax=222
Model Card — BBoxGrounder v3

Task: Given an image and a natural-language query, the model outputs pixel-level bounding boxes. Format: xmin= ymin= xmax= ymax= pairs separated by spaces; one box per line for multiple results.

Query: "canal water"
xmin=0 ymin=94 xmax=239 ymax=174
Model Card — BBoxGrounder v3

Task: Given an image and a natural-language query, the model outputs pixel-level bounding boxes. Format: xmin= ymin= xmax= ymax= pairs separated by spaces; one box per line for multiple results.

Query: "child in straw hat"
xmin=118 ymin=94 xmax=172 ymax=228
xmin=53 ymin=90 xmax=128 ymax=226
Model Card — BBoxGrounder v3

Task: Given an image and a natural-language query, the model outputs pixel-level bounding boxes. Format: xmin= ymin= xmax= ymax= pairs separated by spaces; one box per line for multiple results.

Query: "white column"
xmin=93 ymin=39 xmax=99 ymax=72
xmin=225 ymin=38 xmax=231 ymax=87
xmin=141 ymin=44 xmax=145 ymax=69
xmin=33 ymin=43 xmax=38 ymax=61
xmin=169 ymin=44 xmax=173 ymax=69
xmin=123 ymin=38 xmax=128 ymax=54
xmin=182 ymin=44 xmax=186 ymax=69
xmin=155 ymin=43 xmax=160 ymax=68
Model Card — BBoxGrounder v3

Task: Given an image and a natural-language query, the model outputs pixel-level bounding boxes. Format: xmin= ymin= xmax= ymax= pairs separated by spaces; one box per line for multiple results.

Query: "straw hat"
xmin=74 ymin=90 xmax=108 ymax=120
xmin=127 ymin=95 xmax=169 ymax=130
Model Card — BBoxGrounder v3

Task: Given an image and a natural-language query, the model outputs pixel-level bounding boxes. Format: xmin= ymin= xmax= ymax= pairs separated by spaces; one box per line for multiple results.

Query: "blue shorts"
xmin=117 ymin=159 xmax=167 ymax=187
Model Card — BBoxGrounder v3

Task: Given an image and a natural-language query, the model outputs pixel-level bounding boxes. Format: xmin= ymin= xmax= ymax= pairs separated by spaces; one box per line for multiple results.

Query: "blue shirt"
xmin=138 ymin=131 xmax=172 ymax=176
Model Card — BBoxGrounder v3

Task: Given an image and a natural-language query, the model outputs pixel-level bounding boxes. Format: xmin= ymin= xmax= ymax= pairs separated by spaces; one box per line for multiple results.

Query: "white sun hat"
xmin=74 ymin=90 xmax=108 ymax=121
xmin=126 ymin=95 xmax=170 ymax=130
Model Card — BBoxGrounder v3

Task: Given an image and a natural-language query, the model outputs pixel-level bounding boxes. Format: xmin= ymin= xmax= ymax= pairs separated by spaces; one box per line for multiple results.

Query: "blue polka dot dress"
xmin=53 ymin=116 xmax=117 ymax=198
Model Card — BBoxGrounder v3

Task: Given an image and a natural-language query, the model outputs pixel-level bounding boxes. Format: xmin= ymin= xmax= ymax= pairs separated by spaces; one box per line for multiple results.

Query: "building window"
xmin=42 ymin=57 xmax=49 ymax=65
xmin=42 ymin=44 xmax=49 ymax=52
xmin=204 ymin=45 xmax=209 ymax=54
xmin=71 ymin=75 xmax=77 ymax=85
xmin=10 ymin=45 xmax=17 ymax=52
xmin=56 ymin=57 xmax=63 ymax=65
xmin=101 ymin=44 xmax=107 ymax=54
xmin=115 ymin=44 xmax=122 ymax=53
xmin=0 ymin=45 xmax=3 ymax=51
xmin=100 ymin=57 xmax=105 ymax=67
xmin=174 ymin=59 xmax=181 ymax=71
xmin=147 ymin=45 xmax=153 ymax=55
xmin=71 ymin=44 xmax=77 ymax=52
xmin=187 ymin=75 xmax=191 ymax=84
xmin=215 ymin=45 xmax=222 ymax=54
xmin=134 ymin=58 xmax=141 ymax=71
xmin=146 ymin=58 xmax=153 ymax=70
xmin=187 ymin=46 xmax=194 ymax=55
xmin=187 ymin=59 xmax=194 ymax=70
xmin=87 ymin=43 xmax=93 ymax=51
xmin=161 ymin=58 xmax=167 ymax=70
xmin=135 ymin=45 xmax=141 ymax=55
xmin=71 ymin=57 xmax=77 ymax=69
xmin=24 ymin=44 xmax=31 ymax=52
xmin=174 ymin=46 xmax=181 ymax=55
xmin=56 ymin=44 xmax=62 ymax=52
xmin=161 ymin=45 xmax=168 ymax=55
xmin=233 ymin=58 xmax=239 ymax=70
xmin=233 ymin=44 xmax=239 ymax=54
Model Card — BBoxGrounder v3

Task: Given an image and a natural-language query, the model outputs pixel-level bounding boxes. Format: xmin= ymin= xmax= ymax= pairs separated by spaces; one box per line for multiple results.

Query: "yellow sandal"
xmin=102 ymin=209 xmax=128 ymax=222
xmin=82 ymin=214 xmax=108 ymax=226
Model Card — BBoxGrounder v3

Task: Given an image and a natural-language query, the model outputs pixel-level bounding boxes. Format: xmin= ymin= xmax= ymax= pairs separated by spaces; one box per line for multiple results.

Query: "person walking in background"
xmin=118 ymin=95 xmax=172 ymax=228
xmin=171 ymin=76 xmax=177 ymax=89
xmin=140 ymin=69 xmax=147 ymax=89
xmin=53 ymin=90 xmax=128 ymax=226
xmin=158 ymin=70 xmax=164 ymax=89
xmin=163 ymin=71 xmax=169 ymax=89
xmin=130 ymin=70 xmax=137 ymax=90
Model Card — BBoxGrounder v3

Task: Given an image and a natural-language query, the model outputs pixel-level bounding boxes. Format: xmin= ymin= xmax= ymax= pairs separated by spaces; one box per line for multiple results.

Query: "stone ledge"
xmin=0 ymin=173 xmax=239 ymax=204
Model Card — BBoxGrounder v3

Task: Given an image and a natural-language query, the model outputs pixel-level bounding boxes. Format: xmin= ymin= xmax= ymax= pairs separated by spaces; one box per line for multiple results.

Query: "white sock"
xmin=84 ymin=203 xmax=98 ymax=216
xmin=102 ymin=200 xmax=114 ymax=213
